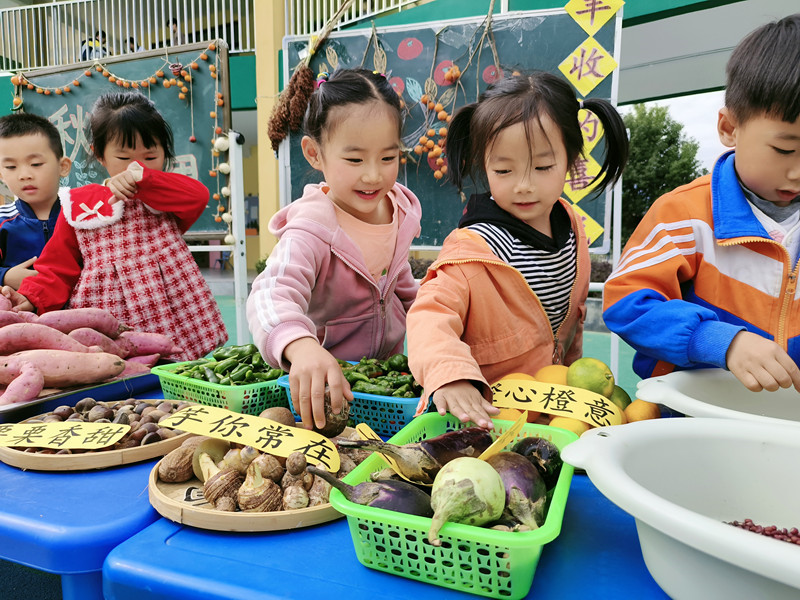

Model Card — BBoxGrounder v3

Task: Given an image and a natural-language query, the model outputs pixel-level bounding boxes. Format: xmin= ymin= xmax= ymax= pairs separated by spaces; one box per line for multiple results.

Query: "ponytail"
xmin=445 ymin=103 xmax=477 ymax=192
xmin=581 ymin=97 xmax=629 ymax=190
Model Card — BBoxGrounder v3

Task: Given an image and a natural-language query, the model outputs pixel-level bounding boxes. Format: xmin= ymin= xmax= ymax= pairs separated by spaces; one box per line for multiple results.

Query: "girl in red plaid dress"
xmin=2 ymin=92 xmax=227 ymax=360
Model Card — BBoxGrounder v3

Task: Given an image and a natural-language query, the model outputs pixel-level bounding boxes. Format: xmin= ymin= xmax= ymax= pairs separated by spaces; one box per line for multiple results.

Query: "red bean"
xmin=727 ymin=519 xmax=800 ymax=546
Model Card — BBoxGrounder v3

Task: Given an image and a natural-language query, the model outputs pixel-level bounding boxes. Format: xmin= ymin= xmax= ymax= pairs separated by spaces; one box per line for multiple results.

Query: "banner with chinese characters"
xmin=160 ymin=405 xmax=341 ymax=472
xmin=561 ymin=0 xmax=624 ymax=249
xmin=491 ymin=376 xmax=624 ymax=427
xmin=0 ymin=422 xmax=129 ymax=450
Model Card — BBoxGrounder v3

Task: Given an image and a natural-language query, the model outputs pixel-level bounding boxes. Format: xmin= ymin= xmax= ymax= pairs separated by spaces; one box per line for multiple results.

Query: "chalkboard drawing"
xmin=16 ymin=41 xmax=230 ymax=233
xmin=174 ymin=155 xmax=199 ymax=180
xmin=284 ymin=7 xmax=621 ymax=248
xmin=397 ymin=37 xmax=423 ymax=61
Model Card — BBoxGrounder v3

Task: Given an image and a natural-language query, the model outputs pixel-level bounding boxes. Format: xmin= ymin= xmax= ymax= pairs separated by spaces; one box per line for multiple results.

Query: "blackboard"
xmin=282 ymin=9 xmax=619 ymax=248
xmin=15 ymin=41 xmax=231 ymax=235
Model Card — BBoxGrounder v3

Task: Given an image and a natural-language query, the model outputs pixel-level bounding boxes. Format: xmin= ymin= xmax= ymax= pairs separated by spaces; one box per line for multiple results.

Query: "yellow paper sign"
xmin=355 ymin=422 xmax=424 ymax=485
xmin=491 ymin=377 xmax=623 ymax=427
xmin=478 ymin=412 xmax=528 ymax=461
xmin=0 ymin=422 xmax=129 ymax=450
xmin=160 ymin=405 xmax=340 ymax=472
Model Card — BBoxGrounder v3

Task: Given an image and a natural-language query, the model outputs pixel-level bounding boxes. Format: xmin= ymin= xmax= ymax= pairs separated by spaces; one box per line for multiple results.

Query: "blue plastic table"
xmin=103 ymin=474 xmax=669 ymax=599
xmin=0 ymin=378 xmax=164 ymax=600
xmin=0 ymin=458 xmax=160 ymax=600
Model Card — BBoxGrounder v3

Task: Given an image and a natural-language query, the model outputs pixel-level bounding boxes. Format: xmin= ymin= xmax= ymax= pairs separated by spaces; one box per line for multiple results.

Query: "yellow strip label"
xmin=355 ymin=422 xmax=423 ymax=484
xmin=478 ymin=412 xmax=528 ymax=461
xmin=492 ymin=377 xmax=623 ymax=427
xmin=0 ymin=422 xmax=129 ymax=449
xmin=160 ymin=405 xmax=340 ymax=472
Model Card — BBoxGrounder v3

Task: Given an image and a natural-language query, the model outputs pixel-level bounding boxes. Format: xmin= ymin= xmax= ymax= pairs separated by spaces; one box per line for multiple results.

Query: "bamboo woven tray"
xmin=0 ymin=400 xmax=190 ymax=471
xmin=149 ymin=460 xmax=343 ymax=532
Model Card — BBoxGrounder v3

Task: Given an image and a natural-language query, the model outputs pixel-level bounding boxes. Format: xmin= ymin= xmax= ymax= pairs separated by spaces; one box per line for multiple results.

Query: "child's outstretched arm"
xmin=726 ymin=331 xmax=800 ymax=392
xmin=283 ymin=337 xmax=354 ymax=431
xmin=16 ymin=213 xmax=82 ymax=314
xmin=407 ymin=262 xmax=500 ymax=430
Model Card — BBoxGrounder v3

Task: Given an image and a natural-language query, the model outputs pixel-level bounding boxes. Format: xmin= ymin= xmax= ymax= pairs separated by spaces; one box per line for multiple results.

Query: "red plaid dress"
xmin=55 ymin=168 xmax=228 ymax=360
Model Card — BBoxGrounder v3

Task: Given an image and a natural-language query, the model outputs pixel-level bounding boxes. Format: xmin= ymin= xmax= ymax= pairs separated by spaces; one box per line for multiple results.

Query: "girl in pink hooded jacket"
xmin=247 ymin=69 xmax=421 ymax=430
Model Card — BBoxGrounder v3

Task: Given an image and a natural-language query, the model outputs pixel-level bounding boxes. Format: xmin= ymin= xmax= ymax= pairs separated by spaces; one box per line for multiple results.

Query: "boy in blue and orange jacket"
xmin=0 ymin=113 xmax=71 ymax=290
xmin=603 ymin=14 xmax=800 ymax=393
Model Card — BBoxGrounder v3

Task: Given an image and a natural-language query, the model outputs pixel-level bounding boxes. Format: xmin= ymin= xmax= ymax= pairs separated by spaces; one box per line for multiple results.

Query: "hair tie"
xmin=372 ymin=70 xmax=386 ymax=78
xmin=578 ymin=99 xmax=584 ymax=110
xmin=315 ymin=72 xmax=329 ymax=89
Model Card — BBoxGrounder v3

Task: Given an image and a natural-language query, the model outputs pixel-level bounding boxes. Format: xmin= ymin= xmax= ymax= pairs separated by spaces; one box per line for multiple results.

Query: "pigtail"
xmin=446 ymin=103 xmax=477 ymax=192
xmin=582 ymin=97 xmax=629 ymax=191
xmin=267 ymin=65 xmax=316 ymax=153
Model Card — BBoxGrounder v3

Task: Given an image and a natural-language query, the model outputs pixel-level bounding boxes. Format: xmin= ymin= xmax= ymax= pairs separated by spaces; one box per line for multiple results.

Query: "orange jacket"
xmin=407 ymin=200 xmax=589 ymax=414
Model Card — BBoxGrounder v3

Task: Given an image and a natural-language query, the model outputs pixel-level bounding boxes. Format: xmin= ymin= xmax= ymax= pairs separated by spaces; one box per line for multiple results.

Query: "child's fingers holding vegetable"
xmin=284 ymin=337 xmax=338 ymax=430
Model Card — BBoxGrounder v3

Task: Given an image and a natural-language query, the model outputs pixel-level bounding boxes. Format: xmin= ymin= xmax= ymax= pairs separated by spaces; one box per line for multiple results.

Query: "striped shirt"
xmin=467 ymin=222 xmax=577 ymax=332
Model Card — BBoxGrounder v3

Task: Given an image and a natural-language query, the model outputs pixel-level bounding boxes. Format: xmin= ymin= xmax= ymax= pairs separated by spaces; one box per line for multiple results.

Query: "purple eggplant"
xmin=486 ymin=452 xmax=547 ymax=529
xmin=336 ymin=427 xmax=493 ymax=484
xmin=510 ymin=436 xmax=563 ymax=490
xmin=307 ymin=466 xmax=433 ymax=517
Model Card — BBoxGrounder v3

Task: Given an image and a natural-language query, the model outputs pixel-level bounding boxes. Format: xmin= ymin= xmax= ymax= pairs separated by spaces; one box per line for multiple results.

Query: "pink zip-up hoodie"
xmin=246 ymin=182 xmax=421 ymax=370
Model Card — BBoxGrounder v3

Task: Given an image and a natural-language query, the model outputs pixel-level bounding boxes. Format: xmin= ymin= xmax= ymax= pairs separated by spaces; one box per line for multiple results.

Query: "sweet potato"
xmin=0 ymin=362 xmax=44 ymax=406
xmin=0 ymin=311 xmax=24 ymax=327
xmin=0 ymin=295 xmax=12 ymax=311
xmin=125 ymin=353 xmax=160 ymax=367
xmin=116 ymin=360 xmax=153 ymax=378
xmin=117 ymin=331 xmax=182 ymax=357
xmin=0 ymin=323 xmax=95 ymax=355
xmin=68 ymin=327 xmax=128 ymax=357
xmin=16 ymin=311 xmax=37 ymax=322
xmin=0 ymin=350 xmax=126 ymax=388
xmin=35 ymin=308 xmax=128 ymax=338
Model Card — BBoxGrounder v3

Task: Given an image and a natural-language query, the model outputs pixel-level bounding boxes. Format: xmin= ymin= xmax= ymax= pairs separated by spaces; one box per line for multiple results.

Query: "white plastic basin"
xmin=637 ymin=369 xmax=800 ymax=426
xmin=561 ymin=418 xmax=800 ymax=600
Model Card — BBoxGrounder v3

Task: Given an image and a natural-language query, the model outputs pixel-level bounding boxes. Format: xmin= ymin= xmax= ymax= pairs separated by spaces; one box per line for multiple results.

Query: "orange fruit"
xmin=495 ymin=407 xmax=523 ymax=421
xmin=502 ymin=372 xmax=536 ymax=381
xmin=548 ymin=416 xmax=591 ymax=436
xmin=608 ymin=385 xmax=632 ymax=411
xmin=534 ymin=364 xmax=569 ymax=386
xmin=566 ymin=357 xmax=615 ymax=398
xmin=624 ymin=399 xmax=661 ymax=422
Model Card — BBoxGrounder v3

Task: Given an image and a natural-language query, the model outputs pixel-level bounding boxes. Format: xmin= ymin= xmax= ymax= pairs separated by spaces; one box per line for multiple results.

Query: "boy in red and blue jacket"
xmin=0 ymin=113 xmax=71 ymax=290
xmin=603 ymin=14 xmax=800 ymax=393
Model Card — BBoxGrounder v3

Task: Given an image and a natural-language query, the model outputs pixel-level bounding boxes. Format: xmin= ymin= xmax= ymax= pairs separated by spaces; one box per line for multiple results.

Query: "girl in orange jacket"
xmin=407 ymin=72 xmax=629 ymax=428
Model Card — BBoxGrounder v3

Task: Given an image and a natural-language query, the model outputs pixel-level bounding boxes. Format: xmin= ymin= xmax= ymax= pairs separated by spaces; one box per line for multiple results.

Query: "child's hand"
xmin=0 ymin=286 xmax=34 ymax=312
xmin=4 ymin=257 xmax=37 ymax=290
xmin=431 ymin=380 xmax=500 ymax=430
xmin=726 ymin=331 xmax=800 ymax=392
xmin=284 ymin=337 xmax=353 ymax=431
xmin=106 ymin=170 xmax=139 ymax=203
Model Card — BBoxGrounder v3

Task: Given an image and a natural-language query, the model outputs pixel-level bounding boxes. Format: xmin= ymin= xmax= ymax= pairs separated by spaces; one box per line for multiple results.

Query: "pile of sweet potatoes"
xmin=0 ymin=306 xmax=181 ymax=406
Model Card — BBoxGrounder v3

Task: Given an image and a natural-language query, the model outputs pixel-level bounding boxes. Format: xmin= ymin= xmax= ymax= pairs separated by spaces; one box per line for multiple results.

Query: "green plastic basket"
xmin=151 ymin=362 xmax=289 ymax=415
xmin=329 ymin=413 xmax=578 ymax=599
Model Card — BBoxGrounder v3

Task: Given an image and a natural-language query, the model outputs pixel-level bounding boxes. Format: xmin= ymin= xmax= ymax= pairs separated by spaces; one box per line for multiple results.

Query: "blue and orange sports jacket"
xmin=603 ymin=151 xmax=800 ymax=379
xmin=0 ymin=197 xmax=61 ymax=286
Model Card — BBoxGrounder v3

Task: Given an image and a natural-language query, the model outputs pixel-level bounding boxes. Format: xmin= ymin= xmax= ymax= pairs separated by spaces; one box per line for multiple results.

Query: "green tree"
xmin=621 ymin=104 xmax=707 ymax=244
